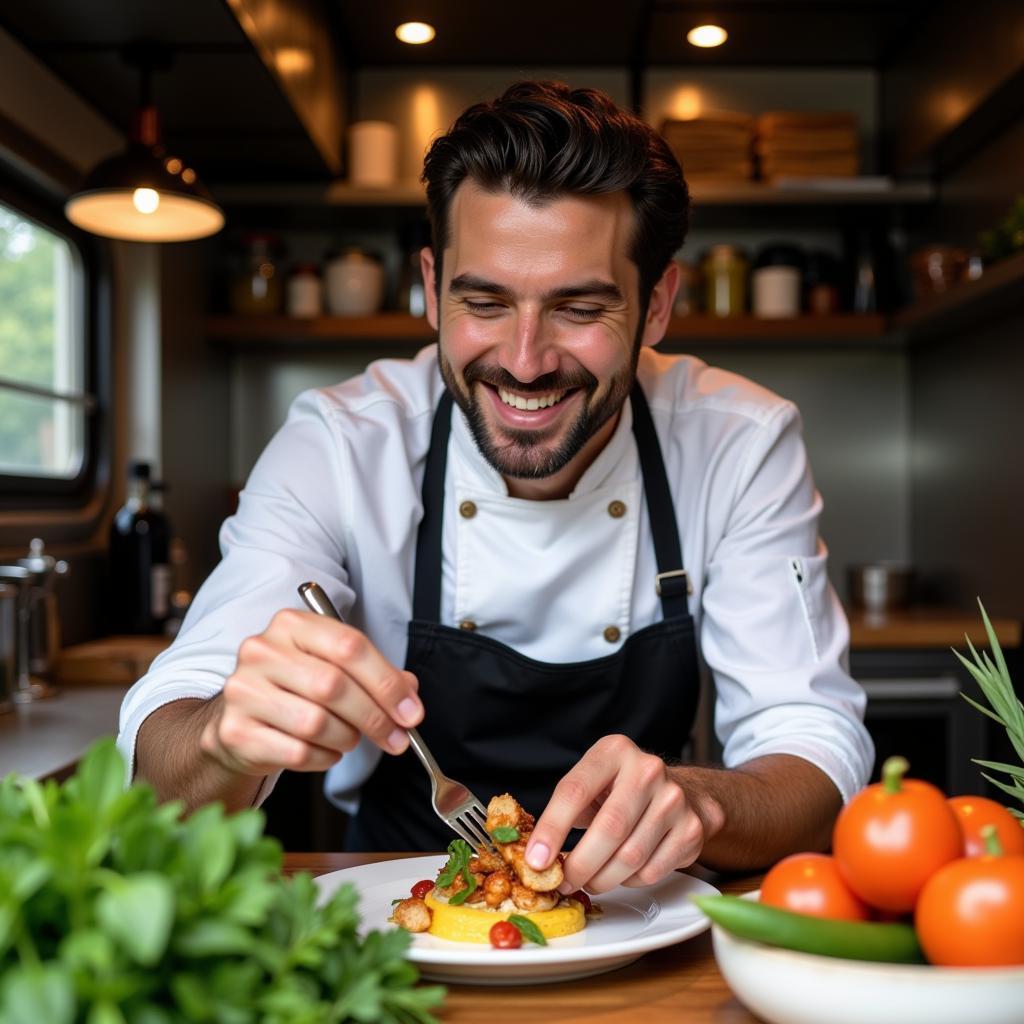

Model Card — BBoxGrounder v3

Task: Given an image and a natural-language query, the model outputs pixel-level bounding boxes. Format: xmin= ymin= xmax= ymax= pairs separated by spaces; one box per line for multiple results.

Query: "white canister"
xmin=325 ymin=249 xmax=385 ymax=316
xmin=752 ymin=265 xmax=801 ymax=318
xmin=286 ymin=264 xmax=323 ymax=319
xmin=348 ymin=121 xmax=398 ymax=188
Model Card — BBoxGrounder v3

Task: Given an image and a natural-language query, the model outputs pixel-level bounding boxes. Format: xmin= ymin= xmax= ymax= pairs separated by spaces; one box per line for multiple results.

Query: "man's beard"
xmin=439 ymin=343 xmax=641 ymax=480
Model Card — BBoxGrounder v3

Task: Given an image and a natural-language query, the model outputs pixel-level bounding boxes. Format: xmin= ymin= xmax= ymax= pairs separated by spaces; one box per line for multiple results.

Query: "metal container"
xmin=847 ymin=563 xmax=913 ymax=613
xmin=14 ymin=538 xmax=67 ymax=700
xmin=0 ymin=566 xmax=30 ymax=714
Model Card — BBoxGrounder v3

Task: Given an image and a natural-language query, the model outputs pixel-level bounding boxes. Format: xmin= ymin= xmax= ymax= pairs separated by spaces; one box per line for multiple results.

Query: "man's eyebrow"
xmin=448 ymin=274 xmax=624 ymax=304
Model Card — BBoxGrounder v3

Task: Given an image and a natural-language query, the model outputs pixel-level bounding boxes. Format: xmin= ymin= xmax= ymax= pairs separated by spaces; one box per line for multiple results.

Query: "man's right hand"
xmin=199 ymin=609 xmax=423 ymax=777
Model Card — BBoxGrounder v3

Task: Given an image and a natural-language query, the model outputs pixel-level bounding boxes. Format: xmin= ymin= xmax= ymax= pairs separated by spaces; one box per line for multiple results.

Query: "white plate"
xmin=711 ymin=892 xmax=1024 ymax=1024
xmin=314 ymin=855 xmax=719 ymax=985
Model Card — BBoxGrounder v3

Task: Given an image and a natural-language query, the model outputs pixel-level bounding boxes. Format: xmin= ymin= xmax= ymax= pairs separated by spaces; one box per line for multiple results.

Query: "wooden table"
xmin=284 ymin=852 xmax=764 ymax=1024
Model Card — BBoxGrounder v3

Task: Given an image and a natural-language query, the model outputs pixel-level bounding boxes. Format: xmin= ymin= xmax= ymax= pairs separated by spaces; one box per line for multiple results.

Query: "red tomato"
xmin=489 ymin=921 xmax=522 ymax=949
xmin=760 ymin=853 xmax=871 ymax=921
xmin=948 ymin=795 xmax=1024 ymax=858
xmin=832 ymin=756 xmax=962 ymax=912
xmin=570 ymin=889 xmax=593 ymax=914
xmin=915 ymin=830 xmax=1024 ymax=966
xmin=410 ymin=879 xmax=435 ymax=900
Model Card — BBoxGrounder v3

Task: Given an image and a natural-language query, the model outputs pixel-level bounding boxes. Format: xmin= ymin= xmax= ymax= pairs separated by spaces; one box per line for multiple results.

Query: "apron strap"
xmin=629 ymin=383 xmax=691 ymax=620
xmin=412 ymin=389 xmax=454 ymax=622
xmin=412 ymin=383 xmax=690 ymax=624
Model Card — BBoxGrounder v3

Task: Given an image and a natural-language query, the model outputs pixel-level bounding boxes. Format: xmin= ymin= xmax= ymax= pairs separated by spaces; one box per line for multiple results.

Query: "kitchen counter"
xmin=0 ymin=685 xmax=127 ymax=781
xmin=285 ymin=852 xmax=763 ymax=1024
xmin=847 ymin=607 xmax=1021 ymax=650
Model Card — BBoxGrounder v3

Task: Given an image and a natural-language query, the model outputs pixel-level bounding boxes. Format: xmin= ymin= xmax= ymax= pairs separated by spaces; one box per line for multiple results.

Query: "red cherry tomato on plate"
xmin=410 ymin=879 xmax=434 ymax=900
xmin=760 ymin=853 xmax=871 ymax=921
xmin=571 ymin=889 xmax=593 ymax=914
xmin=489 ymin=920 xmax=522 ymax=949
xmin=948 ymin=795 xmax=1024 ymax=857
xmin=833 ymin=756 xmax=962 ymax=912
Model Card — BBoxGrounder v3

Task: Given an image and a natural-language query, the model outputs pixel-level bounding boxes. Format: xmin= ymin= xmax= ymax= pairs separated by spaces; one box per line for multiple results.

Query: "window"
xmin=0 ymin=200 xmax=89 ymax=479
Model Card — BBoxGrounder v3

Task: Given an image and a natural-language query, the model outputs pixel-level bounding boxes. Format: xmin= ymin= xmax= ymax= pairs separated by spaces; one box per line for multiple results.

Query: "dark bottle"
xmin=108 ymin=461 xmax=171 ymax=634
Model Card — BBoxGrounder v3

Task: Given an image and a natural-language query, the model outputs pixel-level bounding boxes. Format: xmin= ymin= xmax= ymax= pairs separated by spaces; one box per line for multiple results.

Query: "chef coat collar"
xmin=449 ymin=387 xmax=638 ymax=500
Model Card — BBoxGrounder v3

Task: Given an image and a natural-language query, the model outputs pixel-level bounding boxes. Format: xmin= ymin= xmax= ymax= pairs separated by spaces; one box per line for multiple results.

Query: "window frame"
xmin=0 ymin=168 xmax=111 ymax=511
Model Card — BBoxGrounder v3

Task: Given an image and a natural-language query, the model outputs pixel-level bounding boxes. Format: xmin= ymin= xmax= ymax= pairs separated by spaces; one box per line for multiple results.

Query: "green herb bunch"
xmin=955 ymin=600 xmax=1024 ymax=819
xmin=0 ymin=739 xmax=444 ymax=1024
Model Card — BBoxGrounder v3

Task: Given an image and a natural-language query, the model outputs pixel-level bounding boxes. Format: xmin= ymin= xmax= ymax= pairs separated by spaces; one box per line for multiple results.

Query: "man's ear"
xmin=640 ymin=260 xmax=680 ymax=349
xmin=421 ymin=247 xmax=439 ymax=331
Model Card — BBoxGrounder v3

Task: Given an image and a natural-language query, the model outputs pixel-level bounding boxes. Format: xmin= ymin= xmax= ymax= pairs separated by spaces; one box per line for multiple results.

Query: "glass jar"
xmin=325 ymin=248 xmax=385 ymax=316
xmin=804 ymin=250 xmax=842 ymax=314
xmin=230 ymin=234 xmax=283 ymax=315
xmin=752 ymin=243 xmax=804 ymax=319
xmin=702 ymin=245 xmax=748 ymax=317
xmin=286 ymin=263 xmax=323 ymax=319
xmin=672 ymin=259 xmax=701 ymax=316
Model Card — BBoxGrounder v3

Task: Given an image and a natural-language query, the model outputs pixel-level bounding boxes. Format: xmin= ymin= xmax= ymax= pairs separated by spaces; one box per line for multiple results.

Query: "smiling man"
xmin=121 ymin=81 xmax=873 ymax=893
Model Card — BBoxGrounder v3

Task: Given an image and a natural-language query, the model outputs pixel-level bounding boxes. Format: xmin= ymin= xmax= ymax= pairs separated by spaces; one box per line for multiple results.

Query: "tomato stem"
xmin=981 ymin=823 xmax=1004 ymax=856
xmin=881 ymin=755 xmax=909 ymax=794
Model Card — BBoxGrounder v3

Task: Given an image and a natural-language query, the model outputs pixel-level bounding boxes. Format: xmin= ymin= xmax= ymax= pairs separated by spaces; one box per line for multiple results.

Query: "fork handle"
xmin=298 ymin=582 xmax=439 ymax=780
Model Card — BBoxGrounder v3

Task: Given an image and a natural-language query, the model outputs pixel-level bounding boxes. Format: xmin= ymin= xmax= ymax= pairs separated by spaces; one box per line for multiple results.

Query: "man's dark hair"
xmin=421 ymin=80 xmax=689 ymax=305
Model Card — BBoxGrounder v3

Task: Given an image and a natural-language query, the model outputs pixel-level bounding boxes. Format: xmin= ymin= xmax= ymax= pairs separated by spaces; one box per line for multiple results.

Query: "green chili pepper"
xmin=507 ymin=914 xmax=547 ymax=946
xmin=693 ymin=895 xmax=925 ymax=964
xmin=491 ymin=826 xmax=520 ymax=843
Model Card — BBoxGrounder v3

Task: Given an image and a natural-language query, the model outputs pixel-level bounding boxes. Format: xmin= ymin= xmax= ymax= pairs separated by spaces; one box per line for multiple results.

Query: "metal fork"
xmin=298 ymin=581 xmax=498 ymax=855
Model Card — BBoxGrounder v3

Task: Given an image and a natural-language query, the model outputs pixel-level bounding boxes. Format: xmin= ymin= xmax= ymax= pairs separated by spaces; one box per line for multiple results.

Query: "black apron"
xmin=346 ymin=383 xmax=701 ymax=851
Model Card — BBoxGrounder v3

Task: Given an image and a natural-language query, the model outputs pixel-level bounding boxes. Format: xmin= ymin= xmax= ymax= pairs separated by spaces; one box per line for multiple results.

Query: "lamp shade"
xmin=65 ymin=106 xmax=224 ymax=242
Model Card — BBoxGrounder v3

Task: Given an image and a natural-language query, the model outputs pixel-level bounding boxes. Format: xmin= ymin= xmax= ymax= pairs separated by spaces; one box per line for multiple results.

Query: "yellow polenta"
xmin=425 ymin=890 xmax=585 ymax=943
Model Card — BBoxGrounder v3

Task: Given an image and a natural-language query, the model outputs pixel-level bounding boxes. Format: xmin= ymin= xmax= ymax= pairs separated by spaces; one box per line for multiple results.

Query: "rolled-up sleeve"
xmin=700 ymin=403 xmax=875 ymax=802
xmin=116 ymin=390 xmax=356 ymax=787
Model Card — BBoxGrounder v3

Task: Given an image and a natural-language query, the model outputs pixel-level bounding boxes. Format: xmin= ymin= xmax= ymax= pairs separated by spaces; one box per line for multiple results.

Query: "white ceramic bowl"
xmin=710 ymin=893 xmax=1024 ymax=1024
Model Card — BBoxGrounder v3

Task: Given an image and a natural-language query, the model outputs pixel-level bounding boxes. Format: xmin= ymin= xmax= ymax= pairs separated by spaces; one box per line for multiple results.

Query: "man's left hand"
xmin=525 ymin=734 xmax=724 ymax=894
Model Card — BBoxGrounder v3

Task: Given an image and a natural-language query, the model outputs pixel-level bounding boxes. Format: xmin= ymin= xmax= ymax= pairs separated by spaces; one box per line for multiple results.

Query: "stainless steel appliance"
xmin=14 ymin=538 xmax=68 ymax=700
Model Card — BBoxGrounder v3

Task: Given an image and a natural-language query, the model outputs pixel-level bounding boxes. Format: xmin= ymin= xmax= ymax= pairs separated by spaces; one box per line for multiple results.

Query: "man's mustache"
xmin=463 ymin=363 xmax=597 ymax=394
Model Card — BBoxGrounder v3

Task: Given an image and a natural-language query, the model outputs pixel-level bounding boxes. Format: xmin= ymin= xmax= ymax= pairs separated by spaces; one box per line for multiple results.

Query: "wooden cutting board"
xmin=56 ymin=635 xmax=172 ymax=687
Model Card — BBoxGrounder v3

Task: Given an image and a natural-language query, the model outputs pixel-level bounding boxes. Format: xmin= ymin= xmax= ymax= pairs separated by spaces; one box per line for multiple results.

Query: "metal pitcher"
xmin=0 ymin=565 xmax=30 ymax=714
xmin=14 ymin=538 xmax=68 ymax=701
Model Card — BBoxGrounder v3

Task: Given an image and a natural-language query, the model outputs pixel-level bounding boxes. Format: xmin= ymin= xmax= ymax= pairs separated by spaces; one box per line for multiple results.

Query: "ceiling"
xmin=0 ymin=0 xmax=931 ymax=184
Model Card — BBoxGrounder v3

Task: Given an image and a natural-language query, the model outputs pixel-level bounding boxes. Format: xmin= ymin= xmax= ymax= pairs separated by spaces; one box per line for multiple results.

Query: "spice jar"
xmin=286 ymin=263 xmax=323 ymax=319
xmin=752 ymin=244 xmax=804 ymax=319
xmin=702 ymin=245 xmax=748 ymax=317
xmin=672 ymin=259 xmax=701 ymax=316
xmin=325 ymin=248 xmax=385 ymax=316
xmin=804 ymin=250 xmax=842 ymax=314
xmin=230 ymin=233 xmax=283 ymax=315
xmin=910 ymin=245 xmax=968 ymax=298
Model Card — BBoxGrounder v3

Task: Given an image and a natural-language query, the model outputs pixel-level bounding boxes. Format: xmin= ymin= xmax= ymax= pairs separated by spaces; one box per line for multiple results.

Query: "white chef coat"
xmin=117 ymin=344 xmax=874 ymax=811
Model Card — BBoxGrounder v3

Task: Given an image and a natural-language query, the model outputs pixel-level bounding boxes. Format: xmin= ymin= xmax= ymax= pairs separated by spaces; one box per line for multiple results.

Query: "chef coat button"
xmin=608 ymin=500 xmax=627 ymax=518
xmin=603 ymin=625 xmax=621 ymax=643
xmin=459 ymin=500 xmax=477 ymax=519
xmin=459 ymin=619 xmax=477 ymax=632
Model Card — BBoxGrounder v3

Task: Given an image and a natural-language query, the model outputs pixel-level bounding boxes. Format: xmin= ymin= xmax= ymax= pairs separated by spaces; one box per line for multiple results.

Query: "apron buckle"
xmin=656 ymin=569 xmax=692 ymax=597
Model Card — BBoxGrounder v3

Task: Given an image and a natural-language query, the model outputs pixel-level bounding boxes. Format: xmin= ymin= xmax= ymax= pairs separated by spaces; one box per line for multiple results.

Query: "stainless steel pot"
xmin=847 ymin=562 xmax=913 ymax=613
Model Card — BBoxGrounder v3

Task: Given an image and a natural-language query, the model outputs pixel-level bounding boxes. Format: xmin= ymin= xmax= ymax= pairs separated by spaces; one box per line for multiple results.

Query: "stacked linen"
xmin=660 ymin=112 xmax=755 ymax=182
xmin=755 ymin=111 xmax=860 ymax=182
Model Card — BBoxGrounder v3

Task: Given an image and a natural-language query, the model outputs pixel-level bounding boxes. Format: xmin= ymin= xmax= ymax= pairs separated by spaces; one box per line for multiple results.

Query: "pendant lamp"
xmin=65 ymin=44 xmax=224 ymax=243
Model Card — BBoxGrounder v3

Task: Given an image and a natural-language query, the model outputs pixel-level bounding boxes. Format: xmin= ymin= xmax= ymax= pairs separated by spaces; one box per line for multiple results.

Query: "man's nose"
xmin=500 ymin=308 xmax=559 ymax=383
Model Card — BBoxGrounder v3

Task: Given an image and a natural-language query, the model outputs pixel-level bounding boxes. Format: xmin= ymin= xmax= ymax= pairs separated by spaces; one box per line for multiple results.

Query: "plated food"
xmin=390 ymin=793 xmax=598 ymax=948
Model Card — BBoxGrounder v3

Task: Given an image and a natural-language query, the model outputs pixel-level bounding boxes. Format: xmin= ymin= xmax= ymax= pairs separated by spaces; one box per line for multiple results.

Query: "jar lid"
xmin=754 ymin=243 xmax=804 ymax=269
xmin=325 ymin=247 xmax=379 ymax=264
xmin=705 ymin=244 xmax=745 ymax=264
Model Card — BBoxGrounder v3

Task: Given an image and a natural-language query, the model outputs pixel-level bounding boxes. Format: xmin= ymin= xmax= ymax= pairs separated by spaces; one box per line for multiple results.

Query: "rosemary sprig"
xmin=953 ymin=599 xmax=1024 ymax=819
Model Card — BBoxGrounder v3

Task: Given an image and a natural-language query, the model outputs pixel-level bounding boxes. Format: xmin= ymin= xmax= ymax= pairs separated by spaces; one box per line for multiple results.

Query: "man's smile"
xmin=479 ymin=381 xmax=584 ymax=431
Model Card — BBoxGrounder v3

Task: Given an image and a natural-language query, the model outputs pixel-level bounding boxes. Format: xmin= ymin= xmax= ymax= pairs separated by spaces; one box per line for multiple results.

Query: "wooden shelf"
xmin=893 ymin=248 xmax=1024 ymax=342
xmin=216 ymin=179 xmax=935 ymax=209
xmin=848 ymin=607 xmax=1021 ymax=650
xmin=207 ymin=312 xmax=890 ymax=349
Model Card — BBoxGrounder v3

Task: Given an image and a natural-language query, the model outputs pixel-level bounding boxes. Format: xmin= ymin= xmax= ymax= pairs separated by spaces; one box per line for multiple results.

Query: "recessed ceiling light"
xmin=687 ymin=24 xmax=728 ymax=48
xmin=396 ymin=22 xmax=436 ymax=45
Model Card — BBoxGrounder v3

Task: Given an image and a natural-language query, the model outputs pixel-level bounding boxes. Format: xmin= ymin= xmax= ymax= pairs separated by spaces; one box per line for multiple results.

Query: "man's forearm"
xmin=672 ymin=753 xmax=843 ymax=872
xmin=134 ymin=696 xmax=264 ymax=813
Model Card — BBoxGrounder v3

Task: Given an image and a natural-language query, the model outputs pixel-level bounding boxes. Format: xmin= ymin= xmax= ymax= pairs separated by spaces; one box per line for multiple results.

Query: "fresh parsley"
xmin=490 ymin=826 xmax=520 ymax=843
xmin=0 ymin=739 xmax=446 ymax=1023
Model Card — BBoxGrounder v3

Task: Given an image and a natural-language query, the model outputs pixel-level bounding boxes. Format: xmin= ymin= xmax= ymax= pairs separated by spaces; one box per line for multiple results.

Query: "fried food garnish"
xmin=391 ymin=897 xmax=431 ymax=932
xmin=510 ymin=882 xmax=559 ymax=913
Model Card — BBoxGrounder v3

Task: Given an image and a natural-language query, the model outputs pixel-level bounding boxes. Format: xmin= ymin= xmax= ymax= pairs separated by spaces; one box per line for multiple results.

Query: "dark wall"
xmin=908 ymin=122 xmax=1024 ymax=619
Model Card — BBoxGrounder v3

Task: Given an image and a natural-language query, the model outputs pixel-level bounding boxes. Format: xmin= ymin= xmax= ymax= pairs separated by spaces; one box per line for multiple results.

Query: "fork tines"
xmin=456 ymin=803 xmax=498 ymax=855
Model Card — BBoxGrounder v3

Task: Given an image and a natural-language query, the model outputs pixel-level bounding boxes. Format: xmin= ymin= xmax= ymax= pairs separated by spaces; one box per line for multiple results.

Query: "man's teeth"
xmin=497 ymin=387 xmax=566 ymax=411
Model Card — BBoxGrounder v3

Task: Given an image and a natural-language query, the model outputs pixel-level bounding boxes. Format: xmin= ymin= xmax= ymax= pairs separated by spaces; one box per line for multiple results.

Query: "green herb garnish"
xmin=507 ymin=914 xmax=547 ymax=946
xmin=490 ymin=826 xmax=520 ymax=843
xmin=0 ymin=739 xmax=445 ymax=1023
xmin=436 ymin=837 xmax=478 ymax=904
xmin=955 ymin=599 xmax=1024 ymax=818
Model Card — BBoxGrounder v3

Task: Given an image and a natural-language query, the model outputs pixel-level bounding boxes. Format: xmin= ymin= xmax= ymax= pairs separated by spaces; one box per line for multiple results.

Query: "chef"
xmin=120 ymin=80 xmax=873 ymax=895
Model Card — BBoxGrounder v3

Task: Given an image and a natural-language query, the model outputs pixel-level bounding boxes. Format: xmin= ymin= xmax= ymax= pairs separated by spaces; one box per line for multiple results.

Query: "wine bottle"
xmin=108 ymin=461 xmax=171 ymax=634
